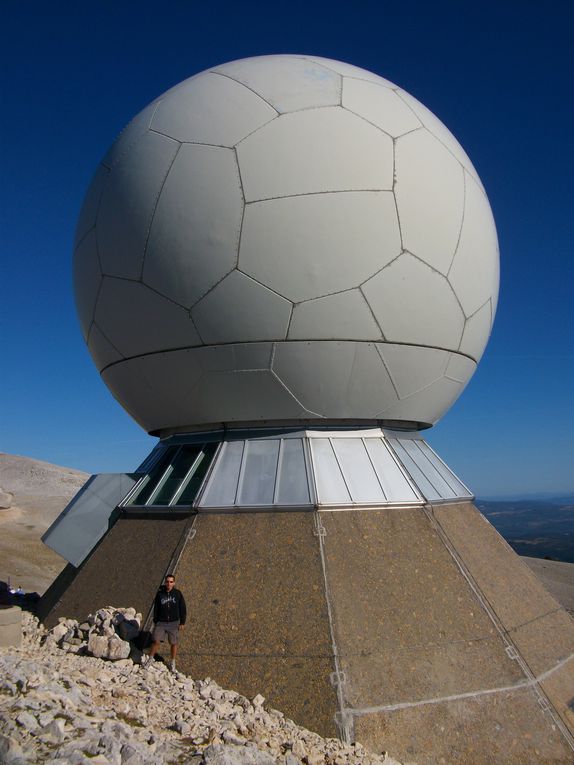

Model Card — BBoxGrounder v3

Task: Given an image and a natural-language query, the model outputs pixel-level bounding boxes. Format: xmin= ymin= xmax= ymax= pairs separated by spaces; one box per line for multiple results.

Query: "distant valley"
xmin=476 ymin=498 xmax=574 ymax=563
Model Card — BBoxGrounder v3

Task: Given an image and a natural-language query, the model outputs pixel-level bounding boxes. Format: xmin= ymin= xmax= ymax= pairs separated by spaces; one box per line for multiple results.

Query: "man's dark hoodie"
xmin=153 ymin=585 xmax=187 ymax=624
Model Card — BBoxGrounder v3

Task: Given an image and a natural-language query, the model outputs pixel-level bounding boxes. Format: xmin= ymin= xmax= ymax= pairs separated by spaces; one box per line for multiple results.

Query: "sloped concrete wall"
xmin=320 ymin=504 xmax=574 ymax=764
xmin=173 ymin=511 xmax=339 ymax=738
xmin=39 ymin=516 xmax=190 ymax=628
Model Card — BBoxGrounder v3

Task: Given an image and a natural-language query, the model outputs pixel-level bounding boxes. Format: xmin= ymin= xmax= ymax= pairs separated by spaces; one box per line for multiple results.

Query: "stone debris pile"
xmin=0 ymin=611 xmax=409 ymax=765
xmin=46 ymin=606 xmax=143 ymax=662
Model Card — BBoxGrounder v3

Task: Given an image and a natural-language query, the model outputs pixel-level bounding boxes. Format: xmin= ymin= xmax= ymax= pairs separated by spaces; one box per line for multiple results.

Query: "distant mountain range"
xmin=476 ymin=498 xmax=574 ymax=563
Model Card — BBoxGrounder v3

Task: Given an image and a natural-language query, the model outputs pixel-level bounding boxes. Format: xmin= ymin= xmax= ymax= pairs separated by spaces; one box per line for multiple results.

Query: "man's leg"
xmin=169 ymin=626 xmax=178 ymax=670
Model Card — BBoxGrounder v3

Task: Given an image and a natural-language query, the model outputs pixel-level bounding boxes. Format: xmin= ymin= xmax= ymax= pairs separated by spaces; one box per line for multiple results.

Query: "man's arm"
xmin=179 ymin=591 xmax=187 ymax=627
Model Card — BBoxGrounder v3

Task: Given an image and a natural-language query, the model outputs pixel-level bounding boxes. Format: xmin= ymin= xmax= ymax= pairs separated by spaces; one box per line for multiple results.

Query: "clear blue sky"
xmin=1 ymin=1 xmax=573 ymax=497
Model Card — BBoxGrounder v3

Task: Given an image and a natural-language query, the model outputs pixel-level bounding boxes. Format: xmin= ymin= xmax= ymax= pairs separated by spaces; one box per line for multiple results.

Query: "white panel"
xmin=97 ymin=131 xmax=180 ymax=279
xmin=94 ymin=278 xmax=201 ymax=357
xmin=459 ymin=301 xmax=492 ymax=361
xmin=396 ymin=89 xmax=483 ymax=189
xmin=143 ymin=145 xmax=243 ymax=308
xmin=302 ymin=56 xmax=396 ymax=87
xmin=273 ymin=342 xmax=398 ymax=419
xmin=213 ymin=56 xmax=341 ymax=113
xmin=364 ymin=439 xmax=420 ymax=502
xmin=331 ymin=439 xmax=385 ymax=502
xmin=445 ymin=354 xmax=476 ymax=385
xmin=200 ymin=441 xmax=244 ymax=507
xmin=342 ymin=80 xmax=421 ymax=137
xmin=189 ymin=369 xmax=311 ymax=425
xmin=363 ymin=253 xmax=464 ymax=349
xmin=377 ymin=345 xmax=449 ymax=399
xmin=377 ymin=376 xmax=464 ymax=426
xmin=88 ymin=323 xmax=123 ymax=371
xmin=449 ymin=174 xmax=500 ymax=317
xmin=151 ymin=72 xmax=277 ymax=146
xmin=310 ymin=439 xmax=351 ymax=505
xmin=238 ymin=440 xmax=280 ymax=505
xmin=191 ymin=270 xmax=292 ymax=344
xmin=275 ymin=439 xmax=311 ymax=505
xmin=73 ymin=229 xmax=102 ymax=340
xmin=288 ymin=290 xmax=381 ymax=341
xmin=237 ymin=107 xmax=393 ymax=202
xmin=101 ymin=100 xmax=160 ymax=169
xmin=240 ymin=192 xmax=400 ymax=302
xmin=395 ymin=130 xmax=464 ymax=274
xmin=75 ymin=164 xmax=109 ymax=245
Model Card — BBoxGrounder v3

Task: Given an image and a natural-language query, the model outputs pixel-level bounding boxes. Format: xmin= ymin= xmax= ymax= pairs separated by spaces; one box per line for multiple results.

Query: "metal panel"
xmin=42 ymin=473 xmax=136 ymax=567
xmin=388 ymin=437 xmax=441 ymax=500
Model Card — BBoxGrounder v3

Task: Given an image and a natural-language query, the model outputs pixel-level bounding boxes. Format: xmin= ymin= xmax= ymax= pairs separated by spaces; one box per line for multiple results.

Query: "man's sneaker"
xmin=170 ymin=660 xmax=176 ymax=673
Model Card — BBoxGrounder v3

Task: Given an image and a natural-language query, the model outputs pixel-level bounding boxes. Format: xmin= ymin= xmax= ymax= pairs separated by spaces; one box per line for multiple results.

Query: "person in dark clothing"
xmin=148 ymin=573 xmax=186 ymax=671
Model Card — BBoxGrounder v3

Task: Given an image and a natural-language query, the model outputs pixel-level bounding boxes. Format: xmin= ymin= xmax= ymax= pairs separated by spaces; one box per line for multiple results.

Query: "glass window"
xmin=200 ymin=440 xmax=245 ymax=507
xmin=364 ymin=439 xmax=420 ymax=502
xmin=388 ymin=438 xmax=441 ymax=500
xmin=149 ymin=445 xmax=203 ymax=506
xmin=238 ymin=439 xmax=280 ymax=506
xmin=310 ymin=438 xmax=351 ymax=505
xmin=331 ymin=438 xmax=385 ymax=503
xmin=414 ymin=441 xmax=472 ymax=498
xmin=126 ymin=446 xmax=180 ymax=506
xmin=275 ymin=438 xmax=311 ymax=505
xmin=175 ymin=442 xmax=218 ymax=505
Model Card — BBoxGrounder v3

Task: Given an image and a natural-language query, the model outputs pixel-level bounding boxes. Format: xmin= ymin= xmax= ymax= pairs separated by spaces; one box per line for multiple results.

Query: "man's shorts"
xmin=152 ymin=621 xmax=180 ymax=645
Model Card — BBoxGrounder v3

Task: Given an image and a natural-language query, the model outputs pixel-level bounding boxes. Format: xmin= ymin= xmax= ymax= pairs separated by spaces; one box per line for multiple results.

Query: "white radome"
xmin=74 ymin=54 xmax=499 ymax=434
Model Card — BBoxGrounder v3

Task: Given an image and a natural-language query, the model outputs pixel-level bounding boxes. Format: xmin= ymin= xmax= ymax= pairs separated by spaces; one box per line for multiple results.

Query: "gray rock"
xmin=203 ymin=743 xmax=276 ymax=765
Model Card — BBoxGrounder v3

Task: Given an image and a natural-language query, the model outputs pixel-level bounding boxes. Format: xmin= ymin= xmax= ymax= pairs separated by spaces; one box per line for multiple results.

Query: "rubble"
xmin=0 ymin=610 xmax=408 ymax=765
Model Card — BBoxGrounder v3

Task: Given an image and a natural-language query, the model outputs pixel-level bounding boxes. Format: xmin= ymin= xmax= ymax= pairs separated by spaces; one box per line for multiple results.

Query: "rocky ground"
xmin=0 ymin=610 xmax=407 ymax=765
xmin=0 ymin=454 xmax=88 ymax=594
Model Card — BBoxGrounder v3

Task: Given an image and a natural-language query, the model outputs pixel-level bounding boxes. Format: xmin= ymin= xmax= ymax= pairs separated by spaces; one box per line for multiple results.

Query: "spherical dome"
xmin=74 ymin=54 xmax=499 ymax=434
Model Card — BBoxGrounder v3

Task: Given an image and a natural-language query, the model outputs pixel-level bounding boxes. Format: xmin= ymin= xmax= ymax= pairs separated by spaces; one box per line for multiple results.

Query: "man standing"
xmin=148 ymin=573 xmax=186 ymax=672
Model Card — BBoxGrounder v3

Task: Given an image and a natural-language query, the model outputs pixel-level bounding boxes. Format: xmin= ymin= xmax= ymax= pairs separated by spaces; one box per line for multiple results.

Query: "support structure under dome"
xmin=43 ymin=427 xmax=472 ymax=567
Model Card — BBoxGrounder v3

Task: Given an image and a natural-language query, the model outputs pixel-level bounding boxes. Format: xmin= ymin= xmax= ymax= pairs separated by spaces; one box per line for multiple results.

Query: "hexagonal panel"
xmin=273 ymin=342 xmax=397 ymax=418
xmin=396 ymin=88 xmax=483 ymax=190
xmin=191 ymin=270 xmax=292 ymax=344
xmin=363 ymin=253 xmax=464 ymax=349
xmin=212 ymin=55 xmax=341 ymax=113
xmin=151 ymin=72 xmax=278 ymax=146
xmin=97 ymin=131 xmax=180 ymax=280
xmin=288 ymin=290 xmax=381 ymax=341
xmin=101 ymin=99 xmax=161 ymax=170
xmin=87 ymin=323 xmax=123 ymax=371
xmin=143 ymin=144 xmax=243 ymax=308
xmin=73 ymin=228 xmax=102 ymax=341
xmin=301 ymin=56 xmax=396 ymax=87
xmin=459 ymin=300 xmax=492 ymax=361
xmin=342 ymin=80 xmax=421 ymax=137
xmin=449 ymin=174 xmax=499 ymax=317
xmin=94 ymin=278 xmax=202 ymax=358
xmin=377 ymin=344 xmax=450 ymax=399
xmin=75 ymin=164 xmax=109 ymax=246
xmin=237 ymin=107 xmax=393 ymax=202
xmin=240 ymin=192 xmax=400 ymax=303
xmin=395 ymin=130 xmax=464 ymax=275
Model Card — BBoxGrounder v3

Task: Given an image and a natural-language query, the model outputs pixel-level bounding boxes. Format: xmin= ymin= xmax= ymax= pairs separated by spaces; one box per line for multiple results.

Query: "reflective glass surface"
xmin=388 ymin=438 xmax=441 ymax=500
xmin=275 ymin=439 xmax=311 ymax=505
xmin=332 ymin=439 xmax=385 ymax=503
xmin=416 ymin=441 xmax=472 ymax=497
xmin=238 ymin=439 xmax=280 ymax=505
xmin=201 ymin=441 xmax=244 ymax=507
xmin=311 ymin=438 xmax=351 ymax=505
xmin=126 ymin=446 xmax=180 ymax=506
xmin=364 ymin=439 xmax=420 ymax=502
